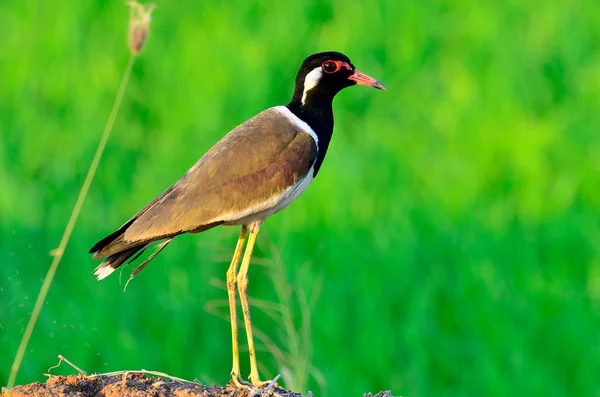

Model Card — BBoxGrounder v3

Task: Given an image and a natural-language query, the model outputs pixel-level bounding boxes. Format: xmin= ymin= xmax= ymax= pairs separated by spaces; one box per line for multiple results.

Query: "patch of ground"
xmin=2 ymin=373 xmax=299 ymax=397
xmin=2 ymin=373 xmax=396 ymax=397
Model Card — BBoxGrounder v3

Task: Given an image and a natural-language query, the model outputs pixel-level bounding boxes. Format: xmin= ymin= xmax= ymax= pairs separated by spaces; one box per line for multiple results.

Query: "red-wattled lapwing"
xmin=90 ymin=51 xmax=386 ymax=388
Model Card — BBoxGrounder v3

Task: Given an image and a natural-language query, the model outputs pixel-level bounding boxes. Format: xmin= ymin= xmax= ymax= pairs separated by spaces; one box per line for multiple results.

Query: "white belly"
xmin=221 ymin=105 xmax=319 ymax=226
xmin=223 ymin=165 xmax=315 ymax=226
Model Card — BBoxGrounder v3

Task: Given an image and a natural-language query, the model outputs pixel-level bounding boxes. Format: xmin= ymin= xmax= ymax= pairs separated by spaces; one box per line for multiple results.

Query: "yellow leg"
xmin=236 ymin=221 xmax=267 ymax=387
xmin=227 ymin=226 xmax=249 ymax=387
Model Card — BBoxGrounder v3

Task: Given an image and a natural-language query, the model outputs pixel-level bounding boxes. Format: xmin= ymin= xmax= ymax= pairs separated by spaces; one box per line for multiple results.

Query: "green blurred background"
xmin=1 ymin=0 xmax=600 ymax=395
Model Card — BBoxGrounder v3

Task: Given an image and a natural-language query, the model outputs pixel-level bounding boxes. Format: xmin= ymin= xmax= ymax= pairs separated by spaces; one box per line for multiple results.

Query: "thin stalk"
xmin=7 ymin=53 xmax=137 ymax=388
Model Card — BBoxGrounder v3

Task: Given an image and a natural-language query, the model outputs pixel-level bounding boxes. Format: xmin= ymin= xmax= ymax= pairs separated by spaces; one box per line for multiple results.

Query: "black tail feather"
xmin=93 ymin=245 xmax=146 ymax=280
xmin=89 ymin=218 xmax=136 ymax=255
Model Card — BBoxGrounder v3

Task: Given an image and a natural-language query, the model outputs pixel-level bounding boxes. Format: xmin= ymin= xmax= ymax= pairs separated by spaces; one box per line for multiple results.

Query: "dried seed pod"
xmin=127 ymin=1 xmax=156 ymax=54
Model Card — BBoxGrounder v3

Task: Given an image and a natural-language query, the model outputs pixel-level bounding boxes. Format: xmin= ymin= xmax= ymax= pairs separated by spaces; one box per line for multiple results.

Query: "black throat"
xmin=286 ymin=94 xmax=335 ymax=177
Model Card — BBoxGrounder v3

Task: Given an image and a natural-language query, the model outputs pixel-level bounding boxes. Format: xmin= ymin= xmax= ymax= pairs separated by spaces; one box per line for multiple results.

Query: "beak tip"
xmin=373 ymin=81 xmax=387 ymax=91
xmin=349 ymin=70 xmax=387 ymax=91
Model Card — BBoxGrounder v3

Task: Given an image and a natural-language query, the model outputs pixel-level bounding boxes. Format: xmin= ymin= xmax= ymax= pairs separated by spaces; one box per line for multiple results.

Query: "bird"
xmin=90 ymin=51 xmax=386 ymax=389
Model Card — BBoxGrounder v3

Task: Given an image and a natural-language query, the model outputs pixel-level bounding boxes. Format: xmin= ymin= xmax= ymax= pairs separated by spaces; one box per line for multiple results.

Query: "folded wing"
xmin=91 ymin=107 xmax=318 ymax=259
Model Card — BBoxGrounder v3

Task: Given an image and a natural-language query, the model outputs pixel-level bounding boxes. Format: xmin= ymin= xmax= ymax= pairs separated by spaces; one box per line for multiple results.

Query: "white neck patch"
xmin=301 ymin=67 xmax=322 ymax=105
xmin=275 ymin=106 xmax=319 ymax=147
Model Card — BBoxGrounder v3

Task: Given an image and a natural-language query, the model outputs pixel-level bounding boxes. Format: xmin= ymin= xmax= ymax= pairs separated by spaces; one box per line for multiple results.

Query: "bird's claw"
xmin=231 ymin=375 xmax=280 ymax=395
xmin=231 ymin=375 xmax=253 ymax=389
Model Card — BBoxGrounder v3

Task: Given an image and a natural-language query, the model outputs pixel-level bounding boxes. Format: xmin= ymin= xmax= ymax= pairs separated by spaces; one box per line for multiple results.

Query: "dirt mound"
xmin=2 ymin=373 xmax=397 ymax=397
xmin=1 ymin=373 xmax=303 ymax=397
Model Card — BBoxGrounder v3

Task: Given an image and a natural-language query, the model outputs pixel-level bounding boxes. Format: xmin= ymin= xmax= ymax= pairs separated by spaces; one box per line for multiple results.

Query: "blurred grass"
xmin=1 ymin=0 xmax=600 ymax=396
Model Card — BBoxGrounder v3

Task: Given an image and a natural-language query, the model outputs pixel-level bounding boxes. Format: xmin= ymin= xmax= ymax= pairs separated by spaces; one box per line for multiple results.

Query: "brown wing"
xmin=95 ymin=107 xmax=317 ymax=258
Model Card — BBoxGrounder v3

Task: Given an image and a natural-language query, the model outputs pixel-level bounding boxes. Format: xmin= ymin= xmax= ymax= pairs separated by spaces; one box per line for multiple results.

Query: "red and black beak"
xmin=348 ymin=70 xmax=387 ymax=91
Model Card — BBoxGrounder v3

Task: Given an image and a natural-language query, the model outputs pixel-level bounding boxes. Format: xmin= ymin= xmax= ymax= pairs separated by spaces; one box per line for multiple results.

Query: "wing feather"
xmin=114 ymin=107 xmax=317 ymax=247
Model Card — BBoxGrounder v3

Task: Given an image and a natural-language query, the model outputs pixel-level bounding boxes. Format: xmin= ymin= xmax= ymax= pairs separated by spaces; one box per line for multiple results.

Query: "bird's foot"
xmin=249 ymin=375 xmax=280 ymax=394
xmin=230 ymin=374 xmax=253 ymax=389
xmin=231 ymin=374 xmax=280 ymax=395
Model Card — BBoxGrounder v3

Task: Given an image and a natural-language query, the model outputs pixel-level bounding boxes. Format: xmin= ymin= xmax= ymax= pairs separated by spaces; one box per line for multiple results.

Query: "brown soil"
xmin=2 ymin=373 xmax=396 ymax=397
xmin=1 ymin=373 xmax=299 ymax=397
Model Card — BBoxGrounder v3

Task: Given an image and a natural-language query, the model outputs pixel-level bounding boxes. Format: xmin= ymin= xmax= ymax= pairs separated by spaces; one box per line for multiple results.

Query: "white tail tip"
xmin=94 ymin=265 xmax=116 ymax=281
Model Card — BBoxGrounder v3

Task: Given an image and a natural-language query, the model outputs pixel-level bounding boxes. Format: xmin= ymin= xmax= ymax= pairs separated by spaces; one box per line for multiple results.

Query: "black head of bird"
xmin=90 ymin=51 xmax=385 ymax=390
xmin=291 ymin=51 xmax=386 ymax=106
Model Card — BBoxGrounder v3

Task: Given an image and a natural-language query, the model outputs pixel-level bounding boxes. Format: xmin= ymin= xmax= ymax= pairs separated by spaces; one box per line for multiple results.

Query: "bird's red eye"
xmin=322 ymin=61 xmax=338 ymax=74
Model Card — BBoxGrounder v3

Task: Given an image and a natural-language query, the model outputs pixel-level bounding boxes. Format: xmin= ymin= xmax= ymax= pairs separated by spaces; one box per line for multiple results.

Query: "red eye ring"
xmin=321 ymin=60 xmax=352 ymax=74
xmin=322 ymin=61 xmax=338 ymax=73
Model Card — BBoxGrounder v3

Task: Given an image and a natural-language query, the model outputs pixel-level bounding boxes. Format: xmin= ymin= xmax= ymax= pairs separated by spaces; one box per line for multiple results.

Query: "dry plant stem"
xmin=87 ymin=370 xmax=201 ymax=385
xmin=7 ymin=53 xmax=137 ymax=388
xmin=47 ymin=355 xmax=87 ymax=376
xmin=44 ymin=354 xmax=203 ymax=385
